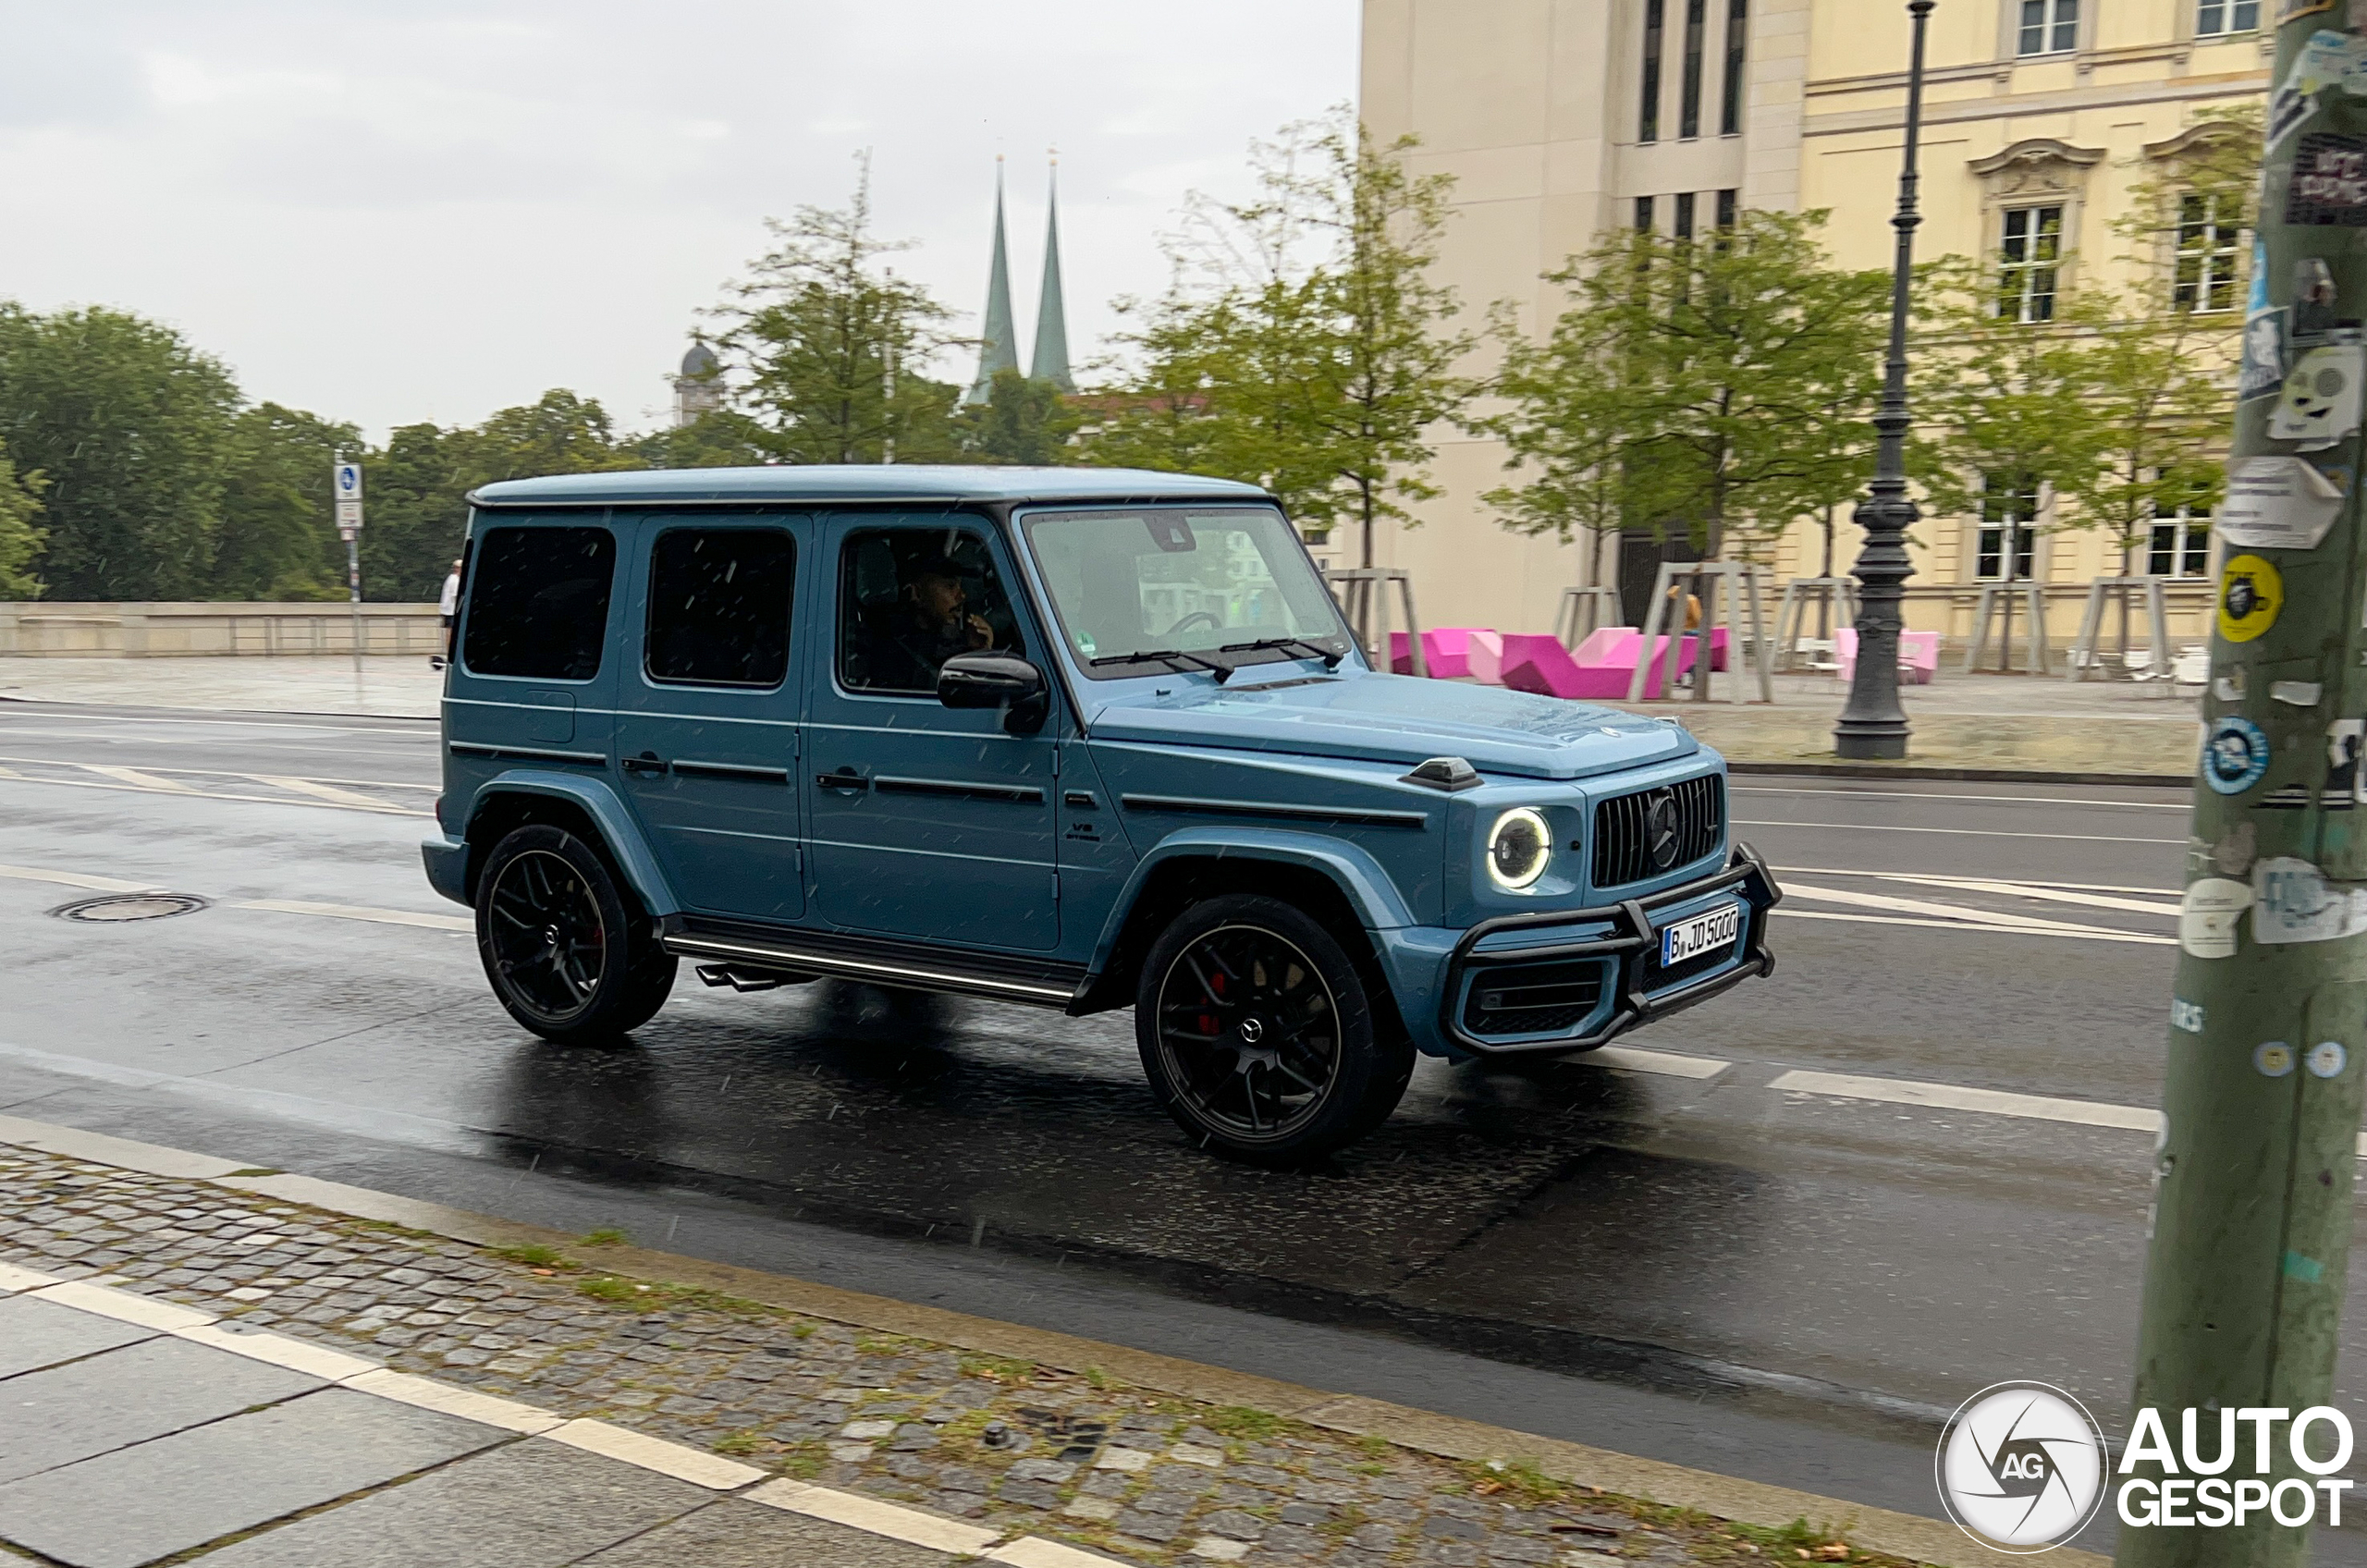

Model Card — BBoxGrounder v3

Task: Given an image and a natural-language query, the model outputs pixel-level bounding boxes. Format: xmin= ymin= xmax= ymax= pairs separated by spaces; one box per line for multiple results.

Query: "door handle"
xmin=816 ymin=767 xmax=868 ymax=794
xmin=622 ymin=753 xmax=668 ymax=776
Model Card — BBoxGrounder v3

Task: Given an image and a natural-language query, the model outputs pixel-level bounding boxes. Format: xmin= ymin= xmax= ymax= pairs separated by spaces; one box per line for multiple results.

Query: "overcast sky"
xmin=0 ymin=1 xmax=1359 ymax=441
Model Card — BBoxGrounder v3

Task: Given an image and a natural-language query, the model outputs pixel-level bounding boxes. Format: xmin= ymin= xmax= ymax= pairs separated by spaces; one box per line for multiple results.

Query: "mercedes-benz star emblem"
xmin=1238 ymin=1018 xmax=1266 ymax=1044
xmin=1645 ymin=789 xmax=1681 ymax=870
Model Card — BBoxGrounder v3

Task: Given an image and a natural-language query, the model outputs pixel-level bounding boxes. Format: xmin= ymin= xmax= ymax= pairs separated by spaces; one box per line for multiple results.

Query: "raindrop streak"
xmin=666 ymin=1215 xmax=680 ymax=1244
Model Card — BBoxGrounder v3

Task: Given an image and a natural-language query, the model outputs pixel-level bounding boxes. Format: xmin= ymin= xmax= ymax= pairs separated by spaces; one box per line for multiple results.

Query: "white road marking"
xmin=80 ymin=764 xmax=202 ymax=793
xmin=1590 ymin=1046 xmax=1730 ymax=1079
xmin=1735 ymin=785 xmax=2187 ymax=811
xmin=1772 ymin=908 xmax=2174 ymax=945
xmin=1853 ymin=874 xmax=2176 ymax=917
xmin=1738 ymin=819 xmax=2183 ymax=845
xmin=1769 ymin=866 xmax=2179 ymax=900
xmin=0 ymin=863 xmax=158 ymax=893
xmin=1778 ymin=882 xmax=2142 ymax=937
xmin=230 ymin=898 xmax=472 ymax=933
xmin=249 ymin=774 xmax=419 ymax=811
xmin=1768 ymin=1068 xmax=2163 ymax=1131
xmin=0 ymin=767 xmax=428 ymax=816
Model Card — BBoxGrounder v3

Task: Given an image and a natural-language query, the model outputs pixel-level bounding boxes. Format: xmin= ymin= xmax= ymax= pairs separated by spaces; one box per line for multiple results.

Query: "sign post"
xmin=333 ymin=462 xmax=363 ymax=676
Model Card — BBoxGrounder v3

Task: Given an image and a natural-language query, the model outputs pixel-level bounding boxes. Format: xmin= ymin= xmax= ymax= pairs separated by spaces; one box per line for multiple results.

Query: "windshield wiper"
xmin=1217 ymin=636 xmax=1343 ymax=669
xmin=1088 ymin=648 xmax=1233 ymax=683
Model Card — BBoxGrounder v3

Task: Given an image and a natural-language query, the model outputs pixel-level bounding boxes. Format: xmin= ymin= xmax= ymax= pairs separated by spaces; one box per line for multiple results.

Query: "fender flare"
xmin=1084 ymin=826 xmax=1417 ymax=980
xmin=464 ymin=773 xmax=681 ymax=916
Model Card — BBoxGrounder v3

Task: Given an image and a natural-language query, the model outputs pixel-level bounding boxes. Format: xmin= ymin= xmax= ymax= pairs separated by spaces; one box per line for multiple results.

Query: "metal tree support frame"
xmin=1625 ymin=561 xmax=1775 ymax=705
xmin=1962 ymin=582 xmax=2051 ymax=675
xmin=1772 ymin=577 xmax=1861 ymax=670
xmin=1324 ymin=567 xmax=1428 ymax=678
xmin=2066 ymin=574 xmax=2174 ymax=681
xmin=1555 ymin=586 xmax=1625 ymax=648
xmin=1833 ymin=0 xmax=1934 ymax=759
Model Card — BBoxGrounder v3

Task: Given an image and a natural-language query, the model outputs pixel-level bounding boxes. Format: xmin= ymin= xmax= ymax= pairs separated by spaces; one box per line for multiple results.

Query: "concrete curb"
xmin=0 ymin=1110 xmax=2095 ymax=1568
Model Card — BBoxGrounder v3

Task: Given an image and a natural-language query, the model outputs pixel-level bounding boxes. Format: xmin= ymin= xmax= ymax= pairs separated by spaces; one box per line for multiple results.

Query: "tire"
xmin=474 ymin=825 xmax=676 ymax=1042
xmin=1134 ymin=894 xmax=1413 ymax=1165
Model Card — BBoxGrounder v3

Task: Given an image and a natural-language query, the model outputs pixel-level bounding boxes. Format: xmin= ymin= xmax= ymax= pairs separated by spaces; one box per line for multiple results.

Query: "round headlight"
xmin=1486 ymin=807 xmax=1552 ymax=890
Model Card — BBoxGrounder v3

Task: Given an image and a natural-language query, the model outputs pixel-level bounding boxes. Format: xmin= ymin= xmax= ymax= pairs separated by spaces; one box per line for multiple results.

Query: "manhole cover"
xmin=52 ymin=893 xmax=209 ymax=923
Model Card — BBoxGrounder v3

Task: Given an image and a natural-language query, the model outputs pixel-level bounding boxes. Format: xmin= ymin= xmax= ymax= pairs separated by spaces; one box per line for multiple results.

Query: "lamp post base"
xmin=1834 ymin=721 xmax=1908 ymax=760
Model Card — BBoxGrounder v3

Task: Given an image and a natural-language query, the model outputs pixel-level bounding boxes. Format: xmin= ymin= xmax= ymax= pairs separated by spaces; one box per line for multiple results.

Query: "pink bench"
xmin=1498 ymin=630 xmax=1727 ymax=701
xmin=1835 ymin=629 xmax=1938 ymax=684
xmin=1390 ymin=628 xmax=1504 ymax=683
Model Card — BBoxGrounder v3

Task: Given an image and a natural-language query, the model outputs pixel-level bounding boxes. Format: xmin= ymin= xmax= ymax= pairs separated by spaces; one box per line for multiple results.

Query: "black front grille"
xmin=1592 ymin=775 xmax=1723 ymax=888
xmin=1462 ymin=958 xmax=1607 ymax=1037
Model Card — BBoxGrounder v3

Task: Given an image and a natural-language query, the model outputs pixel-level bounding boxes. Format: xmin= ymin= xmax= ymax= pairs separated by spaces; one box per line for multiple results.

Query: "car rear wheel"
xmin=475 ymin=825 xmax=675 ymax=1042
xmin=1135 ymin=894 xmax=1412 ymax=1165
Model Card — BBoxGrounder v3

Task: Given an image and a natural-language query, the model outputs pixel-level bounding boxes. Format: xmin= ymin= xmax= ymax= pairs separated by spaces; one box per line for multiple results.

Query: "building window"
xmin=1641 ymin=0 xmax=1665 ymax=142
xmin=2017 ymin=0 xmax=2079 ymax=55
xmin=1997 ymin=204 xmax=2065 ymax=323
xmin=1977 ymin=479 xmax=2041 ymax=582
xmin=2149 ymin=510 xmax=2212 ymax=578
xmin=1680 ymin=0 xmax=1708 ymax=138
xmin=1721 ymin=0 xmax=1748 ymax=135
xmin=1635 ymin=195 xmax=1656 ymax=232
xmin=2172 ymin=193 xmax=2241 ymax=312
xmin=1674 ymin=190 xmax=1697 ymax=240
xmin=2194 ymin=0 xmax=2260 ymax=35
xmin=1716 ymin=188 xmax=1737 ymax=229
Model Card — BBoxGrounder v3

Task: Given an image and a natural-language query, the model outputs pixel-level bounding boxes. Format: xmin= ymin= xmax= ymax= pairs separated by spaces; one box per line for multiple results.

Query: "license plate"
xmin=1659 ymin=902 xmax=1742 ymax=967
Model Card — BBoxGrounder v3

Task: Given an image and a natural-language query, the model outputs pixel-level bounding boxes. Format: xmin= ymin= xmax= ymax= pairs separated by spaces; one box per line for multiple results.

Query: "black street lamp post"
xmin=1834 ymin=0 xmax=1934 ymax=761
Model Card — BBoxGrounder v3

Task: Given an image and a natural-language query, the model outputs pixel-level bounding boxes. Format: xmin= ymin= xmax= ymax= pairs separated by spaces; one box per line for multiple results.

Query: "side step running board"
xmin=662 ymin=933 xmax=1083 ymax=1008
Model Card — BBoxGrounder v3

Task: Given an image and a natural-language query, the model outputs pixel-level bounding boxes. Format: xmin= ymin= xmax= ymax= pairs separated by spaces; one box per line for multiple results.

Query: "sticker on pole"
xmin=2254 ymin=854 xmax=2367 ymax=944
xmin=2218 ymin=555 xmax=2284 ymax=643
xmin=2179 ymin=877 xmax=2254 ymax=958
xmin=2268 ymin=29 xmax=2367 ymax=148
xmin=2287 ymin=133 xmax=2367 ymax=227
xmin=2240 ymin=309 xmax=2291 ymax=403
xmin=2202 ymin=716 xmax=2271 ymax=795
xmin=2219 ymin=456 xmax=2348 ymax=548
xmin=2268 ymin=343 xmax=2367 ymax=449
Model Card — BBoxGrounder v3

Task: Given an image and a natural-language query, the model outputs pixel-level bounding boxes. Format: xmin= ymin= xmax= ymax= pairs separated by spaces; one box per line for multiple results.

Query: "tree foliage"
xmin=1080 ymin=109 xmax=1473 ymax=557
xmin=720 ymin=156 xmax=965 ymax=465
xmin=1481 ymin=211 xmax=1890 ymax=562
xmin=958 ymin=368 xmax=1080 ymax=464
xmin=0 ymin=439 xmax=45 ymax=600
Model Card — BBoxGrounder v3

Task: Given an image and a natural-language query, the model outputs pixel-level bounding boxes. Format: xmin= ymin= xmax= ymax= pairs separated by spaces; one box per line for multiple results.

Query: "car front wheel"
xmin=475 ymin=825 xmax=675 ymax=1042
xmin=1134 ymin=894 xmax=1412 ymax=1165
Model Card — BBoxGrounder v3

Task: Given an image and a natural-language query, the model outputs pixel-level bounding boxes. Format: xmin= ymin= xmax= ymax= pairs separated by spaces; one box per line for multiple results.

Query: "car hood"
xmin=1082 ymin=669 xmax=1697 ymax=780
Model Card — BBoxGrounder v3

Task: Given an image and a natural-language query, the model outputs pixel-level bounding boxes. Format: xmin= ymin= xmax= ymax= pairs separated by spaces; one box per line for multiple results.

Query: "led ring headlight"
xmin=1486 ymin=807 xmax=1552 ymax=890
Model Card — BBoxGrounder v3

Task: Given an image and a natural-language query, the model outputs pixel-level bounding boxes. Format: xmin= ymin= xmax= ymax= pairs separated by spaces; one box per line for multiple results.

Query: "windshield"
xmin=1022 ymin=507 xmax=1352 ymax=680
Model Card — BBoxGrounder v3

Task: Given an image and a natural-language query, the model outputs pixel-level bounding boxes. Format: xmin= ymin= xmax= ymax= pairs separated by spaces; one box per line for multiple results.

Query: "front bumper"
xmin=1435 ymin=843 xmax=1780 ymax=1056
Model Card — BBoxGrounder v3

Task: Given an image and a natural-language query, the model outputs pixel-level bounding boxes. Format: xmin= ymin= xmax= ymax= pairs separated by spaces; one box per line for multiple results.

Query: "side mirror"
xmin=938 ymin=653 xmax=1049 ymax=735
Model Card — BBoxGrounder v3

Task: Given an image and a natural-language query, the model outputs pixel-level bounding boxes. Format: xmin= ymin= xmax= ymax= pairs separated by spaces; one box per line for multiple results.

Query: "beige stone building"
xmin=1351 ymin=0 xmax=2269 ymax=652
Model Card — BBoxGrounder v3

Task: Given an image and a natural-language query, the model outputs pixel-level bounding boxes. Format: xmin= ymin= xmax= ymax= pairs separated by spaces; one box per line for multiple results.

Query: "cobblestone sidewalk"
xmin=0 ymin=1142 xmax=1895 ymax=1568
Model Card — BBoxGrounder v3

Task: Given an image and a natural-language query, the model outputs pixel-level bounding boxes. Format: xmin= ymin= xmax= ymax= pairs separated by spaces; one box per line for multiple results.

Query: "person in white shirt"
xmin=435 ymin=559 xmax=462 ymax=667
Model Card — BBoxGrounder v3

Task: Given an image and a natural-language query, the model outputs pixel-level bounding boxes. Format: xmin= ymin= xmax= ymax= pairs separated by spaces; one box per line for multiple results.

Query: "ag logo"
xmin=2218 ymin=554 xmax=2283 ymax=643
xmin=1936 ymin=1382 xmax=2107 ymax=1553
xmin=1645 ymin=789 xmax=1681 ymax=871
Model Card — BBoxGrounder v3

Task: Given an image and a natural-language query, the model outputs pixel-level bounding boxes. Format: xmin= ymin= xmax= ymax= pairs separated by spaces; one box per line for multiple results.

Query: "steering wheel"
xmin=1162 ymin=610 xmax=1223 ymax=637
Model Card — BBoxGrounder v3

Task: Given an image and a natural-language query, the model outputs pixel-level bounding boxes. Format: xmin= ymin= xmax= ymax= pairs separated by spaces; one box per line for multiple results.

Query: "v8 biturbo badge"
xmin=2219 ymin=554 xmax=2285 ymax=643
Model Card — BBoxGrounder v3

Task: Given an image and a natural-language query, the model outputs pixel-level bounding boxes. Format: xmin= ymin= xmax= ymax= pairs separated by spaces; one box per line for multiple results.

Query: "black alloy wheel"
xmin=1135 ymin=893 xmax=1413 ymax=1165
xmin=475 ymin=825 xmax=675 ymax=1042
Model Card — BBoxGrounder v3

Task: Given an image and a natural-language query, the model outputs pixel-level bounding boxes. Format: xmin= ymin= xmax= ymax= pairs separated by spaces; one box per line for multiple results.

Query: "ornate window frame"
xmin=1968 ymin=138 xmax=2105 ymax=307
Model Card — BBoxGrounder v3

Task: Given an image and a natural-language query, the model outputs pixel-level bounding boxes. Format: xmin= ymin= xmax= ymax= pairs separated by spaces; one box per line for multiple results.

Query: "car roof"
xmin=469 ymin=464 xmax=1271 ymax=509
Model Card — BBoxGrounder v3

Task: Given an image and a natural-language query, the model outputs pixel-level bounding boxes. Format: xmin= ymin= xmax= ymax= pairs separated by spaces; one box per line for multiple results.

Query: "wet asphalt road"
xmin=0 ymin=698 xmax=2353 ymax=1556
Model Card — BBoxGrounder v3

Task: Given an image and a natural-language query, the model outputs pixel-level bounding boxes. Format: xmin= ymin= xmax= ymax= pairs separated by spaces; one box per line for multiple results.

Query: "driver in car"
xmin=866 ymin=555 xmax=997 ymax=691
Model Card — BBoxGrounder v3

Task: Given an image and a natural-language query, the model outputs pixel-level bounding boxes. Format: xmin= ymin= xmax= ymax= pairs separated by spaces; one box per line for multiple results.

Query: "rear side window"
xmin=462 ymin=526 xmax=616 ymax=680
xmin=644 ymin=528 xmax=795 ymax=688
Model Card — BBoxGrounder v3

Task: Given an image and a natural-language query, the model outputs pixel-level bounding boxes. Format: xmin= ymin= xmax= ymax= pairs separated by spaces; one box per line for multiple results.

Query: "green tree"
xmin=0 ymin=303 xmax=241 ymax=600
xmin=957 ymin=368 xmax=1081 ymax=464
xmin=210 ymin=403 xmax=355 ymax=601
xmin=1482 ymin=211 xmax=1891 ymax=566
xmin=0 ymin=438 xmax=46 ymax=600
xmin=1081 ymin=110 xmax=1473 ymax=557
xmin=720 ymin=155 xmax=964 ymax=464
xmin=632 ymin=410 xmax=776 ymax=470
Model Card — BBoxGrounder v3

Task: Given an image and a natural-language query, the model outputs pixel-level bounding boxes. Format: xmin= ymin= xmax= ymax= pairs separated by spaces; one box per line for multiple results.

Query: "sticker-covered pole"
xmin=2123 ymin=11 xmax=2367 ymax=1568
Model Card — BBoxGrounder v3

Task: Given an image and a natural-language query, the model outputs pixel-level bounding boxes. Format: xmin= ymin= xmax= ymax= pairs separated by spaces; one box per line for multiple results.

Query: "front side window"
xmin=2172 ymin=192 xmax=2241 ymax=312
xmin=837 ymin=527 xmax=1023 ymax=696
xmin=2017 ymin=0 xmax=2079 ymax=55
xmin=1024 ymin=507 xmax=1351 ymax=680
xmin=2195 ymin=0 xmax=2259 ymax=35
xmin=644 ymin=527 xmax=795 ymax=688
xmin=1976 ymin=478 xmax=2041 ymax=582
xmin=463 ymin=525 xmax=615 ymax=680
xmin=1998 ymin=204 xmax=2064 ymax=322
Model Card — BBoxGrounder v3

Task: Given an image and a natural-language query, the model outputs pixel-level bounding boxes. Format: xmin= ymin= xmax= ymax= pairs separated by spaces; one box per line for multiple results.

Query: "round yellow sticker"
xmin=2219 ymin=554 xmax=2284 ymax=643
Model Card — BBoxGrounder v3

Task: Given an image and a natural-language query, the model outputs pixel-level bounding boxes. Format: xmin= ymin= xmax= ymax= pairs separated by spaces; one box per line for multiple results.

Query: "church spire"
xmin=965 ymin=157 xmax=1020 ymax=406
xmin=1030 ymin=154 xmax=1074 ymax=393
